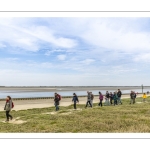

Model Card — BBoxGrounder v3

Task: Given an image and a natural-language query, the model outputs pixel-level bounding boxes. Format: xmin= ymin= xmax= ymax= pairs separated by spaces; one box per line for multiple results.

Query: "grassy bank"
xmin=0 ymin=97 xmax=150 ymax=133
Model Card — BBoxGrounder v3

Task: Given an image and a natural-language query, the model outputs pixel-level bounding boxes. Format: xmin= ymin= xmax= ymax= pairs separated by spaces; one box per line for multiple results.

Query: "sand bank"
xmin=0 ymin=86 xmax=149 ymax=93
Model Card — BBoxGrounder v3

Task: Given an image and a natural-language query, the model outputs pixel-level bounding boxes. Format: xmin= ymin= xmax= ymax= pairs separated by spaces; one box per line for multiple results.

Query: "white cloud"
xmin=28 ymin=26 xmax=77 ymax=48
xmin=80 ymin=59 xmax=95 ymax=65
xmin=0 ymin=18 xmax=150 ymax=86
xmin=45 ymin=49 xmax=66 ymax=56
xmin=81 ymin=22 xmax=150 ymax=53
xmin=0 ymin=20 xmax=77 ymax=52
xmin=0 ymin=69 xmax=22 ymax=74
xmin=57 ymin=55 xmax=66 ymax=61
xmin=0 ymin=43 xmax=6 ymax=48
xmin=134 ymin=53 xmax=150 ymax=62
xmin=45 ymin=50 xmax=52 ymax=56
xmin=0 ymin=24 xmax=40 ymax=52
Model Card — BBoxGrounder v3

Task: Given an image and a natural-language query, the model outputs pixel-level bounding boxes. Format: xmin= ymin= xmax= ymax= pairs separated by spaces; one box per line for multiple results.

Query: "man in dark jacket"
xmin=130 ymin=91 xmax=135 ymax=104
xmin=54 ymin=93 xmax=60 ymax=111
xmin=117 ymin=89 xmax=122 ymax=104
xmin=72 ymin=93 xmax=79 ymax=109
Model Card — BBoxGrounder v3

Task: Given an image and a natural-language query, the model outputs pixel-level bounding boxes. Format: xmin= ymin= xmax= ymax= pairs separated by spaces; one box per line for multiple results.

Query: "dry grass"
xmin=0 ymin=97 xmax=150 ymax=133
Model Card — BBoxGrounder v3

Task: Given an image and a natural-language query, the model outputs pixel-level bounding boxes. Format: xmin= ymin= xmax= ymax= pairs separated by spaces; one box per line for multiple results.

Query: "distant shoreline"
xmin=0 ymin=86 xmax=150 ymax=87
xmin=0 ymin=86 xmax=150 ymax=91
xmin=0 ymin=86 xmax=149 ymax=93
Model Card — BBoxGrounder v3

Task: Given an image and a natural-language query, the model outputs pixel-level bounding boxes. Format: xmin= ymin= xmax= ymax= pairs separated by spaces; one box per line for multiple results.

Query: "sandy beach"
xmin=0 ymin=94 xmax=143 ymax=111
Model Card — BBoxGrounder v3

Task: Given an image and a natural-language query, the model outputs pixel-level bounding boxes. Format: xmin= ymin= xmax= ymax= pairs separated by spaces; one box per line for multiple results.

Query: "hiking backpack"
xmin=58 ymin=94 xmax=61 ymax=100
xmin=91 ymin=94 xmax=94 ymax=100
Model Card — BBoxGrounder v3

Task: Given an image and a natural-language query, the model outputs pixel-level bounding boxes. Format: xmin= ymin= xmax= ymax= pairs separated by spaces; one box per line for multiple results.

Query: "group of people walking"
xmin=3 ymin=90 xmax=148 ymax=122
xmin=54 ymin=89 xmax=123 ymax=111
xmin=103 ymin=89 xmax=122 ymax=106
xmin=85 ymin=89 xmax=122 ymax=107
xmin=54 ymin=89 xmax=148 ymax=111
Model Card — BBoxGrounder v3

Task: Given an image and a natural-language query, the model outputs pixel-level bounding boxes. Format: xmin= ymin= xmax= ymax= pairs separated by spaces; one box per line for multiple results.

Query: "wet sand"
xmin=0 ymin=94 xmax=143 ymax=111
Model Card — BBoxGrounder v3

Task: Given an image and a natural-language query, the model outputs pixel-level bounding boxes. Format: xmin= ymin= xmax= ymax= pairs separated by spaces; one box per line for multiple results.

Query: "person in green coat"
xmin=113 ymin=92 xmax=118 ymax=106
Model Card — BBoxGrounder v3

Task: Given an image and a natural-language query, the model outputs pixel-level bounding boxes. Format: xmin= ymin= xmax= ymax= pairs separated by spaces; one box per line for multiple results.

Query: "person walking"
xmin=142 ymin=93 xmax=147 ymax=102
xmin=133 ymin=91 xmax=137 ymax=103
xmin=117 ymin=89 xmax=122 ymax=105
xmin=4 ymin=96 xmax=13 ymax=122
xmin=105 ymin=91 xmax=110 ymax=105
xmin=85 ymin=91 xmax=92 ymax=108
xmin=90 ymin=92 xmax=94 ymax=107
xmin=54 ymin=93 xmax=61 ymax=111
xmin=113 ymin=92 xmax=118 ymax=106
xmin=98 ymin=92 xmax=103 ymax=107
xmin=130 ymin=91 xmax=135 ymax=104
xmin=72 ymin=93 xmax=79 ymax=109
xmin=109 ymin=92 xmax=114 ymax=105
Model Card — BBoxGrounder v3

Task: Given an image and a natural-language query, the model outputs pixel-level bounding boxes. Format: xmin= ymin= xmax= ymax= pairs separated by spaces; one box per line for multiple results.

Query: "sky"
xmin=0 ymin=17 xmax=150 ymax=86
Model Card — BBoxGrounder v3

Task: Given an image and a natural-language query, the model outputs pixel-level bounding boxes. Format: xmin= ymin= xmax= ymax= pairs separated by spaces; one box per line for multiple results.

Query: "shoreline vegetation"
xmin=0 ymin=96 xmax=150 ymax=132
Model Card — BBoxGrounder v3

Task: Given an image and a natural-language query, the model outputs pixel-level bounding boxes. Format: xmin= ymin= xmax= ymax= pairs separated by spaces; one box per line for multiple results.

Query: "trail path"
xmin=0 ymin=94 xmax=143 ymax=111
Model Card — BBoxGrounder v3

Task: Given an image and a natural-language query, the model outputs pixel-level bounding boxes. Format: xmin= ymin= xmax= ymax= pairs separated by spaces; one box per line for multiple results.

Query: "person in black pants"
xmin=85 ymin=91 xmax=92 ymax=108
xmin=72 ymin=93 xmax=79 ymax=109
xmin=54 ymin=93 xmax=60 ymax=111
xmin=113 ymin=92 xmax=118 ymax=106
xmin=98 ymin=92 xmax=103 ymax=107
xmin=117 ymin=89 xmax=122 ymax=104
xmin=6 ymin=111 xmax=12 ymax=121
xmin=4 ymin=96 xmax=13 ymax=122
xmin=109 ymin=92 xmax=114 ymax=105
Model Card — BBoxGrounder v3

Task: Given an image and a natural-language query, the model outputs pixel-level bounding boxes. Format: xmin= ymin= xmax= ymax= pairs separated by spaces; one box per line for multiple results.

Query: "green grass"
xmin=1 ymin=97 xmax=150 ymax=133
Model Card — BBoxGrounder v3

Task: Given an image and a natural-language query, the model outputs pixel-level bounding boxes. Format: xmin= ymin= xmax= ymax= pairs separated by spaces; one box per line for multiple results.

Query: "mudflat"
xmin=0 ymin=86 xmax=149 ymax=93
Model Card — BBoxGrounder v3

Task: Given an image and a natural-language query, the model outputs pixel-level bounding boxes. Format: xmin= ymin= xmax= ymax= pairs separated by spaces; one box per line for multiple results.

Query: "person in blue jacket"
xmin=72 ymin=93 xmax=79 ymax=109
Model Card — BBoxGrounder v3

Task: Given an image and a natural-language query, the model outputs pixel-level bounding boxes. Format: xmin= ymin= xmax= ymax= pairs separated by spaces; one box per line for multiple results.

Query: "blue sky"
xmin=0 ymin=17 xmax=150 ymax=86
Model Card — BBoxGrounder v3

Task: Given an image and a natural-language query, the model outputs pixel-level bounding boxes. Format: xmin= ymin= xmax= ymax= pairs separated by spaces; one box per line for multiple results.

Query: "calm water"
xmin=0 ymin=89 xmax=149 ymax=99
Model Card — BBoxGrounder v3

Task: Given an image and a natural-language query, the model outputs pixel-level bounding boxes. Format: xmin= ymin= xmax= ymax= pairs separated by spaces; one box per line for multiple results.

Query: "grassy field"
xmin=1 ymin=97 xmax=150 ymax=133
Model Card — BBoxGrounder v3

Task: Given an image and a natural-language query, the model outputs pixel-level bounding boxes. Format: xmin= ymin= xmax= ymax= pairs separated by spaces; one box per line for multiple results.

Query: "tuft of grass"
xmin=1 ymin=97 xmax=150 ymax=132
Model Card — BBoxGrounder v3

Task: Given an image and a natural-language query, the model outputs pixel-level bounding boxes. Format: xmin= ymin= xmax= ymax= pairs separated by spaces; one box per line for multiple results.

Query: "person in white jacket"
xmin=4 ymin=96 xmax=13 ymax=122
